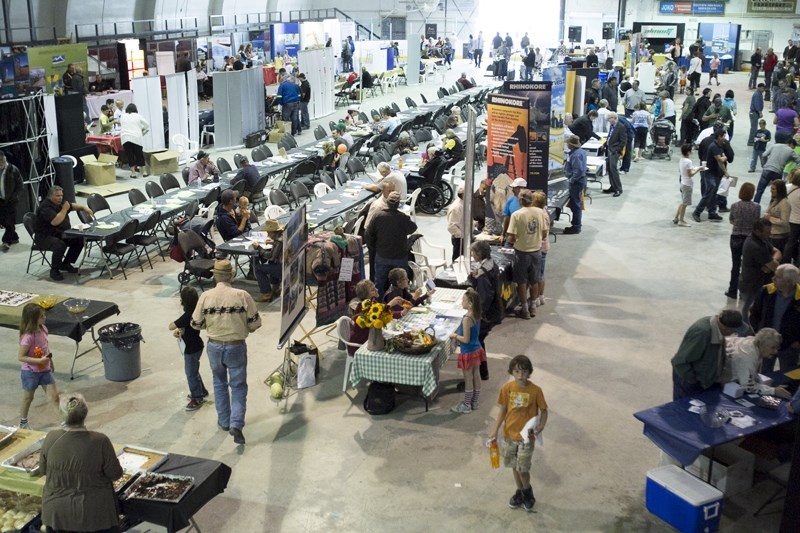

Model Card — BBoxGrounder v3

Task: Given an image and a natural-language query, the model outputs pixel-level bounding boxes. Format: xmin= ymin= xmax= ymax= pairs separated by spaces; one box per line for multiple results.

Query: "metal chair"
xmin=320 ymin=173 xmax=336 ymax=189
xmin=200 ymin=187 xmax=220 ymax=208
xmin=265 ymin=204 xmax=287 ymax=220
xmin=335 ymin=316 xmax=363 ymax=392
xmin=145 ymin=181 xmax=164 ymax=199
xmin=177 ymin=230 xmax=215 ymax=290
xmin=216 ymin=157 xmax=232 ymax=173
xmin=23 ymin=213 xmax=52 ymax=274
xmin=346 ymin=157 xmax=367 ymax=177
xmin=159 ymin=173 xmax=181 ymax=192
xmin=128 ymin=188 xmax=147 ymax=206
xmin=100 ymin=219 xmax=142 ymax=280
xmin=371 ymin=152 xmax=386 ymax=169
xmin=269 ymin=189 xmax=292 ymax=210
xmin=335 ymin=168 xmax=350 ymax=186
xmin=419 ymin=93 xmax=428 ymax=104
xmin=249 ymin=175 xmax=270 ymax=212
xmin=282 ymin=134 xmax=298 ymax=148
xmin=86 ymin=193 xmax=112 ymax=217
xmin=251 ymin=147 xmax=267 ymax=162
xmin=370 ymin=109 xmax=381 ymax=121
xmin=289 ymin=181 xmax=312 ymax=206
xmin=314 ymin=125 xmax=328 ymax=140
xmin=258 ymin=144 xmax=273 ymax=158
xmin=233 ymin=153 xmax=246 ymax=168
xmin=391 ymin=102 xmax=401 ymax=113
xmin=230 ymin=180 xmax=246 ymax=197
xmin=126 ymin=210 xmax=164 ymax=268
xmin=405 ymin=97 xmax=417 ymax=108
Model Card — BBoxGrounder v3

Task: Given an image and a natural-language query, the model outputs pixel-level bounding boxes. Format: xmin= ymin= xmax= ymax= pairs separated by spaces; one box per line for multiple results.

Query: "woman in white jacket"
xmin=119 ymin=103 xmax=150 ymax=177
xmin=721 ymin=328 xmax=791 ymax=398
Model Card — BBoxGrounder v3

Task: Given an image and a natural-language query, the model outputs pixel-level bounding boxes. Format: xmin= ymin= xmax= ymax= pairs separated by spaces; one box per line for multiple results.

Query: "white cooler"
xmin=646 ymin=465 xmax=723 ymax=533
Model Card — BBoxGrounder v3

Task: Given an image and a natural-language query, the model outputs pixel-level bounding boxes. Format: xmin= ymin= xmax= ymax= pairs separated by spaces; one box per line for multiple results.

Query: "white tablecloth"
xmin=86 ymin=90 xmax=134 ymax=119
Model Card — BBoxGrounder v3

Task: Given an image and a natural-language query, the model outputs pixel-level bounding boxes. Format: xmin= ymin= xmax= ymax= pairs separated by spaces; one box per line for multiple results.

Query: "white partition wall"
xmin=298 ymin=47 xmax=335 ymax=120
xmin=43 ymin=94 xmax=58 ymax=158
xmin=213 ymin=68 xmax=266 ymax=150
xmin=406 ymin=39 xmax=421 ymax=87
xmin=165 ymin=72 xmax=199 ymax=151
xmin=131 ymin=75 xmax=165 ymax=150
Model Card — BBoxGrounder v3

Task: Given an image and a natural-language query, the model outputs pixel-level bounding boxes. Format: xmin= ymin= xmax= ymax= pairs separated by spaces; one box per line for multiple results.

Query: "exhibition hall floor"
xmin=0 ymin=64 xmax=785 ymax=531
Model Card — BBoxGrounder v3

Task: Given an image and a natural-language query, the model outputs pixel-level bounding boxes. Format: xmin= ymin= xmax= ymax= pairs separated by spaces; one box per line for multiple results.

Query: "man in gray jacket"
xmin=754 ymin=138 xmax=800 ymax=203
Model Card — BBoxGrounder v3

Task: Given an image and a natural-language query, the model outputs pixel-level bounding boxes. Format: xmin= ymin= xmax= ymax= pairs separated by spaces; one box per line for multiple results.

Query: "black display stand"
xmin=54 ymin=94 xmax=87 ymax=153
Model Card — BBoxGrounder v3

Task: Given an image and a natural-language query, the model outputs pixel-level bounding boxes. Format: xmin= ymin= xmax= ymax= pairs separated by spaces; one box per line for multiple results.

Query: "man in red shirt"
xmin=764 ymin=48 xmax=779 ymax=99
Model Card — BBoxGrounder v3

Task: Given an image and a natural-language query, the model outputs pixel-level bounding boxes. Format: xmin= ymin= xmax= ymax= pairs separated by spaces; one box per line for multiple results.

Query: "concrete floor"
xmin=0 ymin=62 xmax=787 ymax=532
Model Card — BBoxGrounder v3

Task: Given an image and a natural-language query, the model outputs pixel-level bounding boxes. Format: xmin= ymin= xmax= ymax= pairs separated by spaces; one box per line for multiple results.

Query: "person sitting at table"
xmin=569 ymin=110 xmax=601 ymax=144
xmin=188 ymin=150 xmax=219 ymax=185
xmin=442 ymin=129 xmax=465 ymax=163
xmin=40 ymin=393 xmax=123 ymax=533
xmin=458 ymin=72 xmax=474 ymax=90
xmin=722 ymin=328 xmax=792 ymax=399
xmin=34 ymin=186 xmax=93 ymax=281
xmin=361 ymin=67 xmax=374 ymax=89
xmin=333 ymin=122 xmax=354 ymax=150
xmin=254 ymin=219 xmax=284 ymax=303
xmin=344 ymin=105 xmax=362 ymax=128
xmin=215 ymin=189 xmax=250 ymax=242
xmin=406 ymin=146 xmax=445 ymax=191
xmin=324 ymin=142 xmax=348 ymax=173
xmin=232 ymin=156 xmax=260 ymax=196
xmin=671 ymin=309 xmax=744 ymax=400
xmin=195 ymin=64 xmax=209 ymax=101
xmin=97 ymin=104 xmax=116 ymax=133
xmin=364 ymin=161 xmax=407 ymax=201
xmin=347 ymin=279 xmax=407 ymax=354
xmin=394 ymin=131 xmax=417 ymax=156
xmin=447 ymin=106 xmax=463 ymax=128
xmin=379 ymin=108 xmax=402 ymax=141
xmin=384 ymin=267 xmax=431 ymax=318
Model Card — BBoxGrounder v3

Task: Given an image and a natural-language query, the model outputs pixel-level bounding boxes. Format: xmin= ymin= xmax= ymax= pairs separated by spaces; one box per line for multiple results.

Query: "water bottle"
xmin=489 ymin=440 xmax=500 ymax=469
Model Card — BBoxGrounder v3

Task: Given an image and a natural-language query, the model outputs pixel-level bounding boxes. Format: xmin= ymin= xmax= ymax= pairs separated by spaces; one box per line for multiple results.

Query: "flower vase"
xmin=367 ymin=328 xmax=385 ymax=351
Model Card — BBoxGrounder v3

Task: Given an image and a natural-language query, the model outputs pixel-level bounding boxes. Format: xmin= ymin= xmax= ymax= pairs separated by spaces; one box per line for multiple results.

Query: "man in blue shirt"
xmin=501 ymin=177 xmax=527 ymax=243
xmin=277 ymin=76 xmax=301 ymax=135
xmin=564 ymin=135 xmax=587 ymax=234
xmin=748 ymin=83 xmax=765 ymax=146
xmin=232 ymin=157 xmax=260 ymax=196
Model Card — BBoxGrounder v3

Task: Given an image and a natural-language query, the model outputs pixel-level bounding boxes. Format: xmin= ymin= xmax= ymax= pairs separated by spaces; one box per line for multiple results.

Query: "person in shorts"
xmin=488 ymin=355 xmax=548 ymax=512
xmin=506 ymin=190 xmax=547 ymax=319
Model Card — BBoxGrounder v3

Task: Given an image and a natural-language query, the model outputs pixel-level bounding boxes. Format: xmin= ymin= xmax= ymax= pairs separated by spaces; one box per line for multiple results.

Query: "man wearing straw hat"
xmin=192 ymin=259 xmax=261 ymax=444
xmin=563 ymin=135 xmax=587 ymax=234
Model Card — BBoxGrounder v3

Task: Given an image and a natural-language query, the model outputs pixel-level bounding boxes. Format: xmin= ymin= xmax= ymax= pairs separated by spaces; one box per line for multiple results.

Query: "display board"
xmin=501 ymin=82 xmax=554 ymax=190
xmin=486 ymin=93 xmax=529 ymax=185
xmin=279 ymin=205 xmax=308 ymax=348
xmin=26 ymin=44 xmax=88 ymax=95
xmin=298 ymin=48 xmax=335 ymax=121
xmin=271 ymin=23 xmax=301 ymax=58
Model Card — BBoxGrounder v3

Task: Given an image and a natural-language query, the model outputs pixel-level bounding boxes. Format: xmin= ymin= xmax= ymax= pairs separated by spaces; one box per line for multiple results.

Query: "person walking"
xmin=748 ymin=83 xmax=766 ymax=146
xmin=0 ymin=150 xmax=23 ymax=251
xmin=563 ymin=135 xmax=586 ymax=234
xmin=754 ymin=138 xmax=800 ymax=203
xmin=277 ymin=75 xmax=302 ymax=136
xmin=191 ymin=259 xmax=262 ymax=444
xmin=169 ymin=287 xmax=209 ymax=411
xmin=692 ymin=130 xmax=729 ymax=222
xmin=764 ymin=48 xmax=778 ymax=97
xmin=473 ymin=31 xmax=484 ymax=68
xmin=17 ymin=303 xmax=59 ymax=429
xmin=749 ymin=48 xmax=763 ymax=90
xmin=687 ymin=50 xmax=703 ymax=95
xmin=674 ymin=144 xmax=706 ymax=227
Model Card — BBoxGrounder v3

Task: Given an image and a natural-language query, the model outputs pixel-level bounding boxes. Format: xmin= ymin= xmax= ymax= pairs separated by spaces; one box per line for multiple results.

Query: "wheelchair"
xmin=407 ymin=156 xmax=455 ymax=215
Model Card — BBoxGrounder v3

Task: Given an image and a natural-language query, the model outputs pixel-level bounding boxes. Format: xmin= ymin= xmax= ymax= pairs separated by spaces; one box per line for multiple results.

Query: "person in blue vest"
xmin=277 ymin=75 xmax=301 ymax=136
xmin=616 ymin=114 xmax=635 ymax=174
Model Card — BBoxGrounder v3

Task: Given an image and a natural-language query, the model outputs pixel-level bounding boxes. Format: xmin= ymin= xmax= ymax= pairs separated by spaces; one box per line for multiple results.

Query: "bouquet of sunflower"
xmin=355 ymin=299 xmax=393 ymax=330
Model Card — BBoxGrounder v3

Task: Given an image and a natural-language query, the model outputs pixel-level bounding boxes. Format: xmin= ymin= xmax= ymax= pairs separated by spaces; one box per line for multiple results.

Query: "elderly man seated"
xmin=722 ymin=328 xmax=791 ymax=398
xmin=33 ymin=186 xmax=93 ymax=281
xmin=364 ymin=161 xmax=407 ymax=201
xmin=458 ymin=73 xmax=474 ymax=89
xmin=188 ymin=150 xmax=218 ymax=185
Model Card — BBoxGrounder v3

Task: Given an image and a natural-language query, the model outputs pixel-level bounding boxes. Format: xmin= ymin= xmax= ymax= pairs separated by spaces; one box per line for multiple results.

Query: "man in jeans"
xmin=563 ymin=135 xmax=587 ymax=235
xmin=747 ymin=83 xmax=765 ymax=146
xmin=692 ymin=130 xmax=729 ymax=222
xmin=754 ymin=138 xmax=800 ymax=203
xmin=192 ymin=260 xmax=261 ymax=444
xmin=277 ymin=75 xmax=301 ymax=136
xmin=365 ymin=191 xmax=417 ymax=297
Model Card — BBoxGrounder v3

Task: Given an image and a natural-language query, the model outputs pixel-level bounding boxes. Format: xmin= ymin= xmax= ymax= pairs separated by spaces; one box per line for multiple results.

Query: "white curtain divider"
xmin=43 ymin=94 xmax=58 ymax=158
xmin=187 ymin=73 xmax=199 ymax=143
xmin=166 ymin=73 xmax=188 ymax=151
xmin=298 ymin=47 xmax=335 ymax=120
xmin=213 ymin=69 xmax=265 ymax=150
xmin=131 ymin=75 xmax=164 ymax=151
xmin=406 ymin=39 xmax=421 ymax=87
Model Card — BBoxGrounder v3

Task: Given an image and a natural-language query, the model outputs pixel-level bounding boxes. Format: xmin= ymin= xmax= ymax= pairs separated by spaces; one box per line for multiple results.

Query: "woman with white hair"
xmin=722 ymin=329 xmax=792 ymax=398
xmin=447 ymin=106 xmax=463 ymax=128
xmin=40 ymin=393 xmax=123 ymax=532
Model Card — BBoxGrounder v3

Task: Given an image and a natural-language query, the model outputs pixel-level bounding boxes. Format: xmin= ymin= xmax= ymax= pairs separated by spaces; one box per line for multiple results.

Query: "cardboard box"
xmin=79 ymin=153 xmax=118 ymax=186
xmin=144 ymin=149 xmax=180 ymax=175
xmin=268 ymin=129 xmax=283 ymax=143
xmin=685 ymin=444 xmax=755 ymax=496
xmin=646 ymin=465 xmax=722 ymax=533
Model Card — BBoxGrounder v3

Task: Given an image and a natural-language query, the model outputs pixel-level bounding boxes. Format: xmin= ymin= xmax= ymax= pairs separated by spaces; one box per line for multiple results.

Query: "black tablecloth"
xmin=47 ymin=300 xmax=120 ymax=342
xmin=120 ymin=453 xmax=231 ymax=532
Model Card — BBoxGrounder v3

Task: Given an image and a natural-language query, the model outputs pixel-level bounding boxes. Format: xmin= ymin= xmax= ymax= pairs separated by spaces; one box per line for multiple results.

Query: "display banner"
xmin=486 ymin=94 xmax=529 ymax=186
xmin=746 ymin=0 xmax=797 ymax=13
xmin=279 ymin=205 xmax=308 ymax=348
xmin=640 ymin=25 xmax=679 ymax=39
xmin=425 ymin=24 xmax=438 ymax=39
xmin=27 ymin=44 xmax=88 ymax=94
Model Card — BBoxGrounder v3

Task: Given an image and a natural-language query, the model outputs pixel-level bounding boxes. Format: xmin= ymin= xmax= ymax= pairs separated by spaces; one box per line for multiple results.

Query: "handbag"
xmin=716 ymin=176 xmax=737 ymax=196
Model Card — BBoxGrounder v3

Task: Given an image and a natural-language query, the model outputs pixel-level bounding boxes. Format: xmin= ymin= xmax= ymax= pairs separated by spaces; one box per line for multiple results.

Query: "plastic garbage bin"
xmin=98 ymin=323 xmax=143 ymax=381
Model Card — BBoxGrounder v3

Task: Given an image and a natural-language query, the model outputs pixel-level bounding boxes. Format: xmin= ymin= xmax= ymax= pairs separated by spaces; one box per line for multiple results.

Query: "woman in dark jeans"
xmin=783 ymin=170 xmax=800 ymax=264
xmin=726 ymin=182 xmax=761 ymax=299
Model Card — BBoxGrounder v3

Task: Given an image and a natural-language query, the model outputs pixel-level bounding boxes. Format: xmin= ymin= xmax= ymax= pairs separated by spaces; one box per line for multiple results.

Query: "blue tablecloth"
xmin=633 ymin=389 xmax=793 ymax=466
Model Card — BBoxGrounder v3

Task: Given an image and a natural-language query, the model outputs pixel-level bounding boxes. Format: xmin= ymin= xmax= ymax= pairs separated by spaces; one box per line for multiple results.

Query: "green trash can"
xmin=98 ymin=323 xmax=143 ymax=381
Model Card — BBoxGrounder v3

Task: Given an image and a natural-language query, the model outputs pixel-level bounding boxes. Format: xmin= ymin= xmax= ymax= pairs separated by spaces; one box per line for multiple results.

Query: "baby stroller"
xmin=643 ymin=119 xmax=675 ymax=161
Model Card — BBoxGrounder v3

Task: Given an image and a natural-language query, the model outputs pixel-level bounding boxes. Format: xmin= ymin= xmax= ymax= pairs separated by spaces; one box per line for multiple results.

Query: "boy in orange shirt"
xmin=488 ymin=355 xmax=548 ymax=512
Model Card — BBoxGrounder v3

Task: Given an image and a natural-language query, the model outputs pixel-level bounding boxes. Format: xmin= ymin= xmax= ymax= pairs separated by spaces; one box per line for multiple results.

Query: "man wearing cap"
xmin=563 ymin=136 xmax=587 ymax=234
xmin=443 ymin=129 xmax=465 ymax=162
xmin=671 ymin=309 xmax=744 ymax=400
xmin=232 ymin=156 xmax=260 ymax=196
xmin=365 ymin=191 xmax=418 ymax=296
xmin=254 ymin=219 xmax=284 ymax=302
xmin=506 ymin=190 xmax=547 ymax=320
xmin=446 ymin=185 xmax=465 ymax=261
xmin=603 ymin=112 xmax=626 ymax=197
xmin=502 ymin=178 xmax=528 ymax=243
xmin=0 ymin=151 xmax=24 ymax=251
xmin=365 ymin=162 xmax=407 ymax=201
xmin=188 ymin=151 xmax=218 ymax=186
xmin=191 ymin=259 xmax=261 ymax=444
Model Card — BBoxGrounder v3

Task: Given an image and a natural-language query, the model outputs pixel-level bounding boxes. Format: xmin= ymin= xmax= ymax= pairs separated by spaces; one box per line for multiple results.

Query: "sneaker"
xmin=708 ymin=214 xmax=723 ymax=221
xmin=450 ymin=402 xmax=472 ymax=414
xmin=718 ymin=207 xmax=730 ymax=213
xmin=230 ymin=428 xmax=246 ymax=444
xmin=691 ymin=213 xmax=701 ymax=223
xmin=672 ymin=217 xmax=678 ymax=225
xmin=562 ymin=226 xmax=581 ymax=234
xmin=522 ymin=488 xmax=536 ymax=512
xmin=509 ymin=490 xmax=525 ymax=509
xmin=185 ymin=399 xmax=203 ymax=411
xmin=517 ymin=307 xmax=531 ymax=320
xmin=537 ymin=296 xmax=545 ymax=307
xmin=748 ymin=169 xmax=755 ymax=173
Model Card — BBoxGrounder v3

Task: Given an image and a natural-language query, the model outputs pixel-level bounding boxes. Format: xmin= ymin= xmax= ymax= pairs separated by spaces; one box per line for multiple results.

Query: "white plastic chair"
xmin=199 ymin=200 xmax=218 ymax=219
xmin=408 ymin=260 xmax=430 ymax=291
xmin=335 ymin=316 xmax=363 ymax=392
xmin=352 ymin=215 xmax=365 ymax=236
xmin=313 ymin=182 xmax=332 ymax=198
xmin=265 ymin=204 xmax=287 ymax=220
xmin=171 ymin=133 xmax=201 ymax=164
xmin=446 ymin=160 xmax=466 ymax=188
xmin=406 ymin=188 xmax=422 ymax=224
xmin=411 ymin=236 xmax=447 ymax=278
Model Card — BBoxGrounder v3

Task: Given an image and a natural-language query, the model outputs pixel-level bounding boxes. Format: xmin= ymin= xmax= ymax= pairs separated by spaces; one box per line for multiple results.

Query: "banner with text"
xmin=746 ymin=0 xmax=797 ymax=13
xmin=486 ymin=94 xmax=530 ymax=189
xmin=500 ymin=81 xmax=554 ymax=191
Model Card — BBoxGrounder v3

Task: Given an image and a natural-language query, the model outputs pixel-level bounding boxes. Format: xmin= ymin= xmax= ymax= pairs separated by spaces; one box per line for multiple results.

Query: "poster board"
xmin=298 ymin=48 xmax=335 ymax=120
xmin=279 ymin=205 xmax=308 ymax=348
xmin=502 ymin=81 xmax=555 ymax=191
xmin=541 ymin=68 xmax=565 ymax=177
xmin=26 ymin=44 xmax=88 ymax=94
xmin=155 ymin=51 xmax=176 ymax=76
xmin=486 ymin=93 xmax=529 ymax=185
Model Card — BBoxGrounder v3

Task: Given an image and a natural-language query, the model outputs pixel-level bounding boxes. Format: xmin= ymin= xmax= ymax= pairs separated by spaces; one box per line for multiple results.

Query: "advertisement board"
xmin=26 ymin=44 xmax=88 ymax=94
